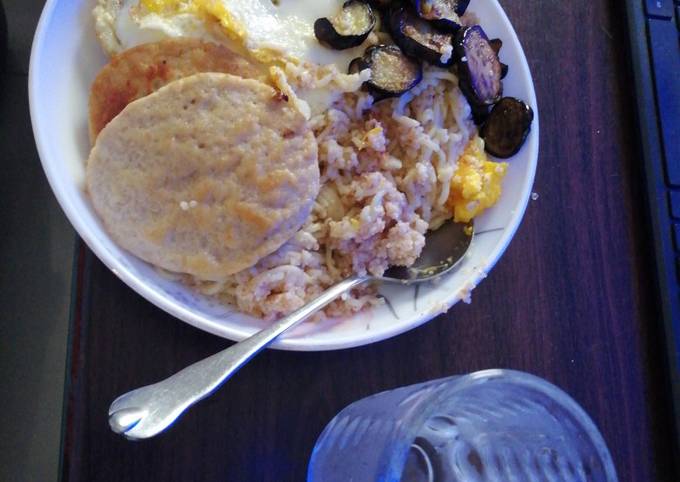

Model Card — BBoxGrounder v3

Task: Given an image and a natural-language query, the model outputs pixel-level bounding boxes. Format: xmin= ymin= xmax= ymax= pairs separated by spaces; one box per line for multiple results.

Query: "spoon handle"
xmin=108 ymin=275 xmax=366 ymax=440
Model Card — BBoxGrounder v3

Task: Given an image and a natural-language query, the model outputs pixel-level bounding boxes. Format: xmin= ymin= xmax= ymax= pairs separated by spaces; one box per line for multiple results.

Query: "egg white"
xmin=115 ymin=1 xmax=221 ymax=49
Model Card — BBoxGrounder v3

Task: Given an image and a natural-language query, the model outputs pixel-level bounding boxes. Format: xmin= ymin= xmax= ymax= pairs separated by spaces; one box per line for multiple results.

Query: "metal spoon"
xmin=108 ymin=220 xmax=473 ymax=440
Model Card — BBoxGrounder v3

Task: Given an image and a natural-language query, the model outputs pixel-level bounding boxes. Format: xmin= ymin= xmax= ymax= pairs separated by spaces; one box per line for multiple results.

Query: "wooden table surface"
xmin=60 ymin=1 xmax=677 ymax=481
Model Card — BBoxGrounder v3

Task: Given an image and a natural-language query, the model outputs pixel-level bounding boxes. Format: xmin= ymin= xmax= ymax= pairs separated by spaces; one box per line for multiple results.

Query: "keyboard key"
xmin=648 ymin=19 xmax=680 ymax=186
xmin=670 ymin=192 xmax=680 ymax=218
xmin=674 ymin=224 xmax=680 ymax=250
xmin=646 ymin=0 xmax=674 ymax=18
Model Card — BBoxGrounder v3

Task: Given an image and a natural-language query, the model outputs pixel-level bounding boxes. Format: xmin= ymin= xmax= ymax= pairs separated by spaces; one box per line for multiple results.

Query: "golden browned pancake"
xmin=88 ymin=38 xmax=267 ymax=142
xmin=86 ymin=73 xmax=319 ymax=280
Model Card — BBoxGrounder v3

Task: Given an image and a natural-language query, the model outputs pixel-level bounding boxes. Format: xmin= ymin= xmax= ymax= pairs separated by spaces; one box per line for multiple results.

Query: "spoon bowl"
xmin=380 ymin=221 xmax=473 ymax=283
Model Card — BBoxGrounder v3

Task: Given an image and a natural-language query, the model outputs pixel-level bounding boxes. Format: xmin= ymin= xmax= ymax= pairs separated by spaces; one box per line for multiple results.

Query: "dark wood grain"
xmin=60 ymin=1 xmax=677 ymax=481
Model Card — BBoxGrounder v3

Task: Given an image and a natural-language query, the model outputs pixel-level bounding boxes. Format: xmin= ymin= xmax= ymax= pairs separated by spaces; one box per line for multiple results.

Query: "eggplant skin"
xmin=368 ymin=0 xmax=395 ymax=10
xmin=454 ymin=25 xmax=503 ymax=106
xmin=488 ymin=39 xmax=509 ymax=78
xmin=314 ymin=1 xmax=376 ymax=50
xmin=348 ymin=57 xmax=365 ymax=75
xmin=500 ymin=63 xmax=509 ymax=79
xmin=488 ymin=38 xmax=502 ymax=55
xmin=389 ymin=6 xmax=455 ymax=68
xmin=354 ymin=44 xmax=423 ymax=102
xmin=412 ymin=0 xmax=466 ymax=32
xmin=480 ymin=97 xmax=534 ymax=158
xmin=452 ymin=0 xmax=470 ymax=15
xmin=471 ymin=103 xmax=490 ymax=126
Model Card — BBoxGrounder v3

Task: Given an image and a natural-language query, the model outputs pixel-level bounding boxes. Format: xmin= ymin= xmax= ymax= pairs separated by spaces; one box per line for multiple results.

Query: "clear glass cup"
xmin=307 ymin=369 xmax=618 ymax=482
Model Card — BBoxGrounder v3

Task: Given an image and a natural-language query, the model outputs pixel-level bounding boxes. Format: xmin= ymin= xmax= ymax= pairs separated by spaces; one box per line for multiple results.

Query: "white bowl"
xmin=29 ymin=0 xmax=538 ymax=351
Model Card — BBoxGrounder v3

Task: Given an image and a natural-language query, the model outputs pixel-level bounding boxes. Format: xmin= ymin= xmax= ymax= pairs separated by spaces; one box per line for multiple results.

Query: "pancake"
xmin=88 ymin=38 xmax=267 ymax=142
xmin=86 ymin=72 xmax=320 ymax=280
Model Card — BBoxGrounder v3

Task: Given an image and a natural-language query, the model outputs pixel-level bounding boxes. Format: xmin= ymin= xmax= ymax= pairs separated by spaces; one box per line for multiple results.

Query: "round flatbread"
xmin=87 ymin=72 xmax=320 ymax=280
xmin=88 ymin=38 xmax=267 ymax=142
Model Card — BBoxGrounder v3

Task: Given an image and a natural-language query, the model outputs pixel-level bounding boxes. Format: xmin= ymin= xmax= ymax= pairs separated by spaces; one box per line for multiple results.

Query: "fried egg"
xmin=113 ymin=0 xmax=370 ymax=67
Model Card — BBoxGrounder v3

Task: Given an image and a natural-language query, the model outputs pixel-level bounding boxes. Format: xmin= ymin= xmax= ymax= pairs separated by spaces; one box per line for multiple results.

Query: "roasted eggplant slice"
xmin=454 ymin=25 xmax=503 ymax=106
xmin=412 ymin=0 xmax=468 ymax=31
xmin=480 ymin=97 xmax=534 ymax=158
xmin=389 ymin=6 xmax=455 ymax=67
xmin=314 ymin=1 xmax=376 ymax=50
xmin=353 ymin=45 xmax=423 ymax=101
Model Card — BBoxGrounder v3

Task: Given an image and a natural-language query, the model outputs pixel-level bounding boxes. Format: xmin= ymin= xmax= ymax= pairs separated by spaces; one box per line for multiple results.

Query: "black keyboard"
xmin=625 ymin=0 xmax=680 ymax=454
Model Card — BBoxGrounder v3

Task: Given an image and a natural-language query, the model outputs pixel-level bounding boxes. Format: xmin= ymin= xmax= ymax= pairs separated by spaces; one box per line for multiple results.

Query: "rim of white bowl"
xmin=29 ymin=0 xmax=538 ymax=351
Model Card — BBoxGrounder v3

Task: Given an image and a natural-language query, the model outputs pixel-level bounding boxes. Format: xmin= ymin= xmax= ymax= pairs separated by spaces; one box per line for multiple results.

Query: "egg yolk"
xmin=140 ymin=0 xmax=192 ymax=13
xmin=446 ymin=136 xmax=508 ymax=223
xmin=139 ymin=0 xmax=245 ymax=41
